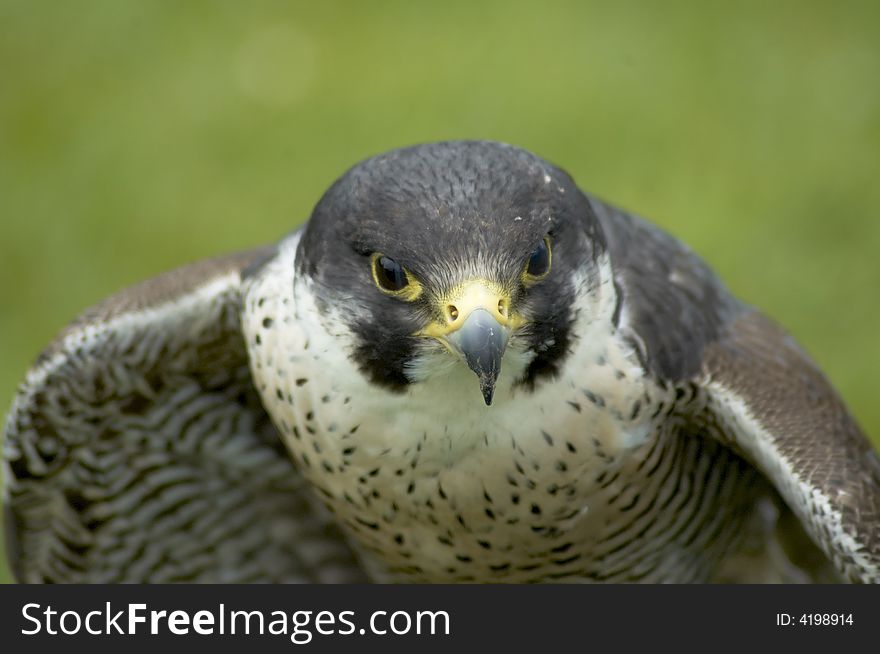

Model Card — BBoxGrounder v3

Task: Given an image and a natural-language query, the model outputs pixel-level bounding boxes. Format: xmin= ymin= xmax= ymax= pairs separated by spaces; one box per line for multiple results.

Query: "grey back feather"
xmin=591 ymin=196 xmax=879 ymax=583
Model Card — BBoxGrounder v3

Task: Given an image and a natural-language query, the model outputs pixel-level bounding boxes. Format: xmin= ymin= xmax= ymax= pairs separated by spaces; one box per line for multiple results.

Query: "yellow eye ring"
xmin=522 ymin=236 xmax=552 ymax=283
xmin=371 ymin=253 xmax=423 ymax=301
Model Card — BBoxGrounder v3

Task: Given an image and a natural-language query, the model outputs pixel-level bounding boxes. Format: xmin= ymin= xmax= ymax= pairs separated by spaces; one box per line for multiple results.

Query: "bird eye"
xmin=372 ymin=254 xmax=409 ymax=293
xmin=524 ymin=237 xmax=552 ymax=280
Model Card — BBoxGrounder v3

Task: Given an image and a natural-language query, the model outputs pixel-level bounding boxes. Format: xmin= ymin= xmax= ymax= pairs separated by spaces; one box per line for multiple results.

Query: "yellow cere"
xmin=418 ymin=280 xmax=524 ymax=339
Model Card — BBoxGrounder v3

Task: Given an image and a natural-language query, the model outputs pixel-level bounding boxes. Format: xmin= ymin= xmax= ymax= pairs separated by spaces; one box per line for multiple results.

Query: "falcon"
xmin=3 ymin=141 xmax=879 ymax=583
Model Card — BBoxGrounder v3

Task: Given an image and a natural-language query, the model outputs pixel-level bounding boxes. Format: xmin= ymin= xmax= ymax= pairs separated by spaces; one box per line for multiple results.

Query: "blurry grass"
xmin=1 ymin=0 xmax=878 ymax=584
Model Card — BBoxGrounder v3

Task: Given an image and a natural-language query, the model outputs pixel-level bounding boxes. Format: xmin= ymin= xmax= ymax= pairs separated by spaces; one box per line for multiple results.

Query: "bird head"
xmin=297 ymin=141 xmax=607 ymax=405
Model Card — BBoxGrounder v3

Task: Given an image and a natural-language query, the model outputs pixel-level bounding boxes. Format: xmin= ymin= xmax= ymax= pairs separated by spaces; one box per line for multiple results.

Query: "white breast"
xmin=242 ymin=234 xmax=694 ymax=582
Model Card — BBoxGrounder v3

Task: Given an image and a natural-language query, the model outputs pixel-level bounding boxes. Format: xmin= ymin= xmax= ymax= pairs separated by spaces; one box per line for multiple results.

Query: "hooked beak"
xmin=446 ymin=309 xmax=510 ymax=405
xmin=417 ymin=281 xmax=520 ymax=405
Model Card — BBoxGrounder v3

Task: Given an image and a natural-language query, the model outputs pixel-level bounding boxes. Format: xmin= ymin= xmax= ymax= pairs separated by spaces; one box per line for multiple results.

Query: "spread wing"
xmin=591 ymin=196 xmax=880 ymax=584
xmin=2 ymin=248 xmax=366 ymax=583
xmin=700 ymin=311 xmax=880 ymax=583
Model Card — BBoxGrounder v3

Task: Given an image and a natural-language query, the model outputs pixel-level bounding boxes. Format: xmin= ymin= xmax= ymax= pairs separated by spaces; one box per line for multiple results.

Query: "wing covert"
xmin=591 ymin=195 xmax=880 ymax=583
xmin=701 ymin=310 xmax=880 ymax=583
xmin=2 ymin=248 xmax=365 ymax=583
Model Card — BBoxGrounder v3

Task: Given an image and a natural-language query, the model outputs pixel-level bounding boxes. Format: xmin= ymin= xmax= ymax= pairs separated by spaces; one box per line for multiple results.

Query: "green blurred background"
xmin=1 ymin=1 xmax=878 ymax=583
